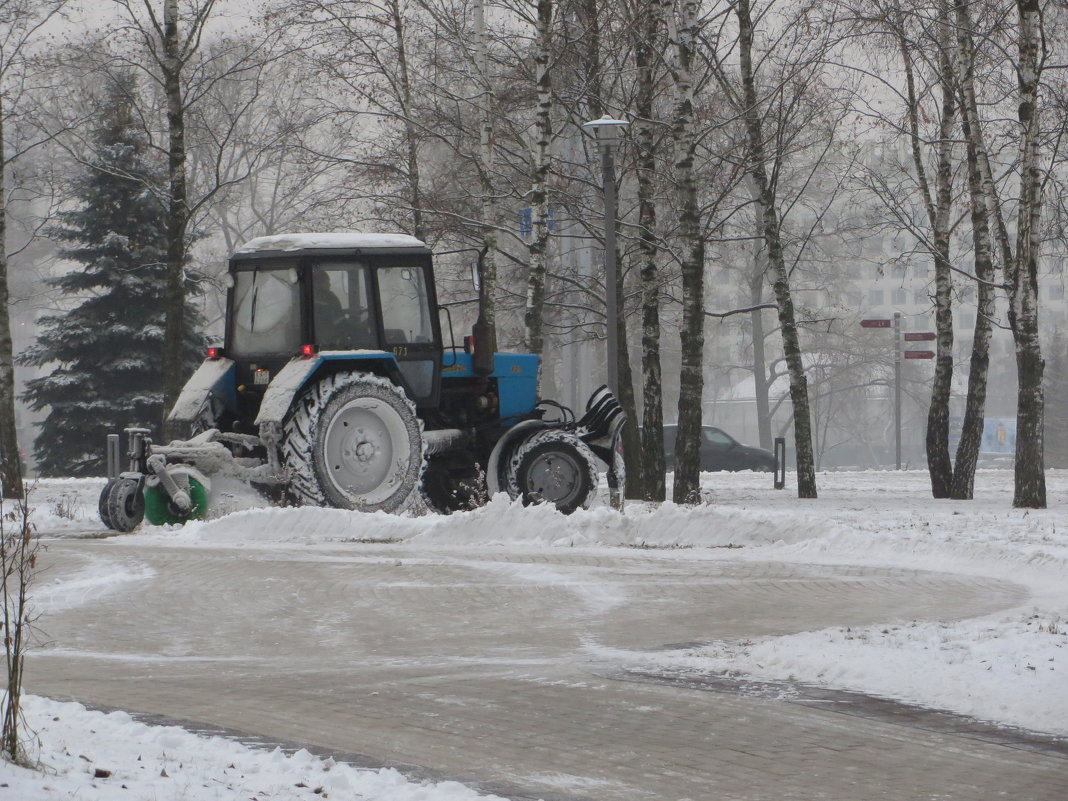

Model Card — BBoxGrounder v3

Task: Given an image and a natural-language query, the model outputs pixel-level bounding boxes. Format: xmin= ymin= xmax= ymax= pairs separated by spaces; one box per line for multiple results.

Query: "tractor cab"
xmin=226 ymin=233 xmax=443 ymax=413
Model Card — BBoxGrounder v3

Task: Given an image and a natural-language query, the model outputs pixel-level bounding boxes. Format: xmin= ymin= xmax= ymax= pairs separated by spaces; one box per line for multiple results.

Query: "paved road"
xmin=28 ymin=539 xmax=1068 ymax=800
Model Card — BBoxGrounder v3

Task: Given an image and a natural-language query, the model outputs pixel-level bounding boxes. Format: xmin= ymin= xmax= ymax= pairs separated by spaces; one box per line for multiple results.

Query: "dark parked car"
xmin=662 ymin=424 xmax=776 ymax=472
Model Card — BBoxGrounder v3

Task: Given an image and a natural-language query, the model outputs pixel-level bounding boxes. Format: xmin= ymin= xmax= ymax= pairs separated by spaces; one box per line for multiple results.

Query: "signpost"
xmin=860 ymin=313 xmax=936 ymax=469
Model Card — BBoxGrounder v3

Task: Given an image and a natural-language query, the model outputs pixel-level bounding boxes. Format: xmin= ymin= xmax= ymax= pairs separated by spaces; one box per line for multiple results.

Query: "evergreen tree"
xmin=20 ymin=76 xmax=203 ymax=476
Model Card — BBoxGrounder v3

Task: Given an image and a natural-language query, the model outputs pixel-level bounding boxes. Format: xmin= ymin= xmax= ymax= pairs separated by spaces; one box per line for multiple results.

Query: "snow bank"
xmin=1 ymin=695 xmax=502 ymax=801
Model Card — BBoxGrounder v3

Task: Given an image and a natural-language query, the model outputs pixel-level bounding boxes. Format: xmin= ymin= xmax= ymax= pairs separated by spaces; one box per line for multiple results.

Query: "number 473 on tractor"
xmin=99 ymin=233 xmax=625 ymax=531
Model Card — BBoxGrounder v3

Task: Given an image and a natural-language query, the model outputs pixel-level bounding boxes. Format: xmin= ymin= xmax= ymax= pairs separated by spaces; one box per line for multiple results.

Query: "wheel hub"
xmin=323 ymin=398 xmax=408 ymax=504
xmin=353 ymin=437 xmax=376 ymax=462
xmin=527 ymin=452 xmax=582 ymax=504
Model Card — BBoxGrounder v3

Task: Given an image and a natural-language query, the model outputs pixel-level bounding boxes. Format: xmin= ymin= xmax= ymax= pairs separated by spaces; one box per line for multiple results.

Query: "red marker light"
xmin=206 ymin=346 xmax=222 ymax=359
xmin=301 ymin=343 xmax=317 ymax=358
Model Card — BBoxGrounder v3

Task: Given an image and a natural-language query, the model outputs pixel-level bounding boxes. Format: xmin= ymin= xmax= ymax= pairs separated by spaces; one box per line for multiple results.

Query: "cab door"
xmin=373 ymin=262 xmax=442 ymax=408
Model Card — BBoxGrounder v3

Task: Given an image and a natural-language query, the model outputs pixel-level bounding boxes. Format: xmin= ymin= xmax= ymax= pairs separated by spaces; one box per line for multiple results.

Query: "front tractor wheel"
xmin=513 ymin=429 xmax=598 ymax=514
xmin=282 ymin=373 xmax=424 ymax=512
xmin=105 ymin=477 xmax=145 ymax=532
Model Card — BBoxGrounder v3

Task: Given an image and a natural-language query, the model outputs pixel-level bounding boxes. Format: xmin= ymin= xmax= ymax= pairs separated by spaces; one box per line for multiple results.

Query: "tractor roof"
xmin=235 ymin=232 xmax=429 ymax=256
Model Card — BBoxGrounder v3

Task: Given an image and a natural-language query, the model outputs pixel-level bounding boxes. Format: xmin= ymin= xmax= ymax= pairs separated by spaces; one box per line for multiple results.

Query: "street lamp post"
xmin=582 ymin=115 xmax=628 ymax=395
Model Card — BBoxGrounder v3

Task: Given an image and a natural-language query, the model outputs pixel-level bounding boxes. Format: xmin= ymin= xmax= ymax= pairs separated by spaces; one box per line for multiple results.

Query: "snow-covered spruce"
xmin=281 ymin=372 xmax=426 ymax=512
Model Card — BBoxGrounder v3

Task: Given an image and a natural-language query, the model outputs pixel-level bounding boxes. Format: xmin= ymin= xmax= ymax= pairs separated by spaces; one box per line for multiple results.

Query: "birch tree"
xmin=730 ymin=0 xmax=818 ymax=498
xmin=949 ymin=0 xmax=996 ymax=499
xmin=660 ymin=0 xmax=707 ymax=504
xmin=0 ymin=0 xmax=68 ymax=498
xmin=953 ymin=0 xmax=1049 ymax=507
xmin=523 ymin=0 xmax=553 ymax=356
xmin=885 ymin=0 xmax=957 ymax=497
xmin=632 ymin=0 xmax=668 ymax=501
xmin=1006 ymin=0 xmax=1047 ymax=507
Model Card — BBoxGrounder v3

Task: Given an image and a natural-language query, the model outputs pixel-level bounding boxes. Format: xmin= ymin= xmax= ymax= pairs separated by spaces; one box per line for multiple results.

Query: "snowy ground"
xmin=3 ymin=469 xmax=1067 ymax=799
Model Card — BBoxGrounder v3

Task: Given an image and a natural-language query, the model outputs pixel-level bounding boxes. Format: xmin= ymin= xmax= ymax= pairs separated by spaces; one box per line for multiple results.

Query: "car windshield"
xmin=229 ymin=264 xmax=301 ymax=356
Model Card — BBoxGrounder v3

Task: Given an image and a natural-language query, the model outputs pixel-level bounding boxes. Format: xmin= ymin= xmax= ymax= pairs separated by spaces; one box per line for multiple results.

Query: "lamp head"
xmin=583 ymin=115 xmax=629 ymax=148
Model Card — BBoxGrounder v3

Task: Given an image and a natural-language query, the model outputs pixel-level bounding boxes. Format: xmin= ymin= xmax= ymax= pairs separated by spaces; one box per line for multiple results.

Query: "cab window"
xmin=230 ymin=265 xmax=301 ymax=356
xmin=312 ymin=264 xmax=375 ymax=349
xmin=378 ymin=266 xmax=433 ymax=344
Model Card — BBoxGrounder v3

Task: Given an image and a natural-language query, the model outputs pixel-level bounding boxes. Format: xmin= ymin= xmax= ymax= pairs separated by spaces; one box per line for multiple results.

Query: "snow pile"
xmin=2 ymin=695 xmax=503 ymax=801
xmin=644 ymin=610 xmax=1067 ymax=735
xmin=129 ymin=489 xmax=835 ymax=550
xmin=17 ymin=478 xmax=107 ymax=537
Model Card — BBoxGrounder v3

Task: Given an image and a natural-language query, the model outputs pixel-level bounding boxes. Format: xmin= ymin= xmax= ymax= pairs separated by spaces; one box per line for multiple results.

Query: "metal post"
xmin=774 ymin=437 xmax=786 ymax=489
xmin=601 ymin=145 xmax=619 ymax=395
xmin=107 ymin=434 xmax=121 ymax=479
xmin=894 ymin=311 xmax=902 ymax=469
xmin=584 ymin=115 xmax=628 ymax=397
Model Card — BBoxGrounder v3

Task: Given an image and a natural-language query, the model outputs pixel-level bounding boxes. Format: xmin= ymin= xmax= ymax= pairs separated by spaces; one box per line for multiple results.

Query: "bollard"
xmin=106 ymin=434 xmax=121 ymax=479
xmin=774 ymin=437 xmax=786 ymax=490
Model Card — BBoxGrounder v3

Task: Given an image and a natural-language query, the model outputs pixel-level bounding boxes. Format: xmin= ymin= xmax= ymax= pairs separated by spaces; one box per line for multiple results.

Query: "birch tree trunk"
xmin=664 ymin=0 xmax=706 ymax=504
xmin=954 ymin=0 xmax=1045 ymax=507
xmin=925 ymin=9 xmax=956 ymax=498
xmin=927 ymin=7 xmax=956 ymax=498
xmin=951 ymin=128 xmax=995 ymax=499
xmin=161 ymin=0 xmax=191 ymax=441
xmin=524 ymin=0 xmax=553 ymax=356
xmin=894 ymin=4 xmax=955 ymax=497
xmin=474 ymin=0 xmax=498 ymax=353
xmin=950 ymin=3 xmax=995 ymax=499
xmin=390 ymin=0 xmax=424 ymax=239
xmin=635 ymin=1 xmax=665 ymax=501
xmin=736 ymin=0 xmax=816 ymax=498
xmin=1010 ymin=0 xmax=1045 ymax=508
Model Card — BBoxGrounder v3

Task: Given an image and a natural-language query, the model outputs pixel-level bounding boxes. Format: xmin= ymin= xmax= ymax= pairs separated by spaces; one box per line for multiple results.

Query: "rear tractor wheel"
xmin=513 ymin=429 xmax=598 ymax=514
xmin=282 ymin=373 xmax=424 ymax=512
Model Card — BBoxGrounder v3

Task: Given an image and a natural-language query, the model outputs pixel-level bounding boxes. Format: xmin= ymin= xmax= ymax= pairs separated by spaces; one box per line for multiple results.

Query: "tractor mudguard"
xmin=167 ymin=357 xmax=237 ymax=426
xmin=486 ymin=385 xmax=627 ymax=507
xmin=574 ymin=385 xmax=626 ymax=457
xmin=485 ymin=419 xmax=551 ymax=497
xmin=254 ymin=350 xmax=401 ymax=427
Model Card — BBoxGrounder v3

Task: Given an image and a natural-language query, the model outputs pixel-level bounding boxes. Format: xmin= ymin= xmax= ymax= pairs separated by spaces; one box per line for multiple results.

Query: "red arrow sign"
xmin=904 ymin=350 xmax=935 ymax=359
xmin=904 ymin=332 xmax=936 ymax=341
xmin=860 ymin=319 xmax=892 ymax=328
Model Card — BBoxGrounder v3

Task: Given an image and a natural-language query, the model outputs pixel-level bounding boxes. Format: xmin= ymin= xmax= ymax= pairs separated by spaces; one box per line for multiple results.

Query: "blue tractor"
xmin=99 ymin=233 xmax=625 ymax=530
